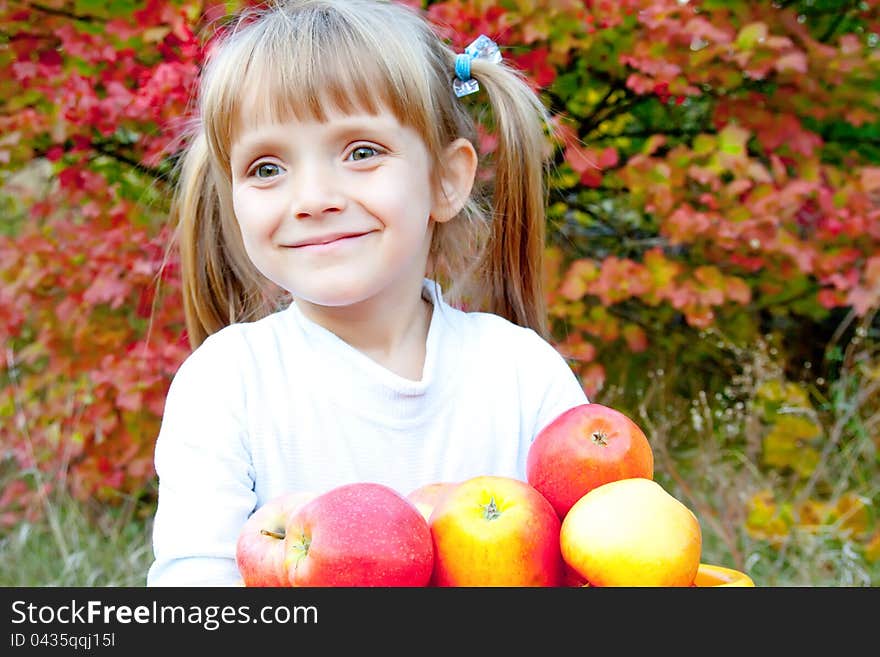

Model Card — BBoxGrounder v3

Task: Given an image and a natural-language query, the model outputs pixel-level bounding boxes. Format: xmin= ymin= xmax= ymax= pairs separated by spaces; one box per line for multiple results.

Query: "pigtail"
xmin=466 ymin=58 xmax=553 ymax=340
xmin=171 ymin=130 xmax=282 ymax=350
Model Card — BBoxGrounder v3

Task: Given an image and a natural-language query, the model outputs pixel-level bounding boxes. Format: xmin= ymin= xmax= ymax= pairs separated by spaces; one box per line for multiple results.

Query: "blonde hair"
xmin=171 ymin=0 xmax=554 ymax=349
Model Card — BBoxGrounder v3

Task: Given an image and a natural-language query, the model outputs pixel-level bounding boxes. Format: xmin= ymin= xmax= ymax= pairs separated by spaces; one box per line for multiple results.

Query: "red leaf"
xmin=774 ymin=51 xmax=808 ymax=74
xmin=598 ymin=147 xmax=619 ymax=169
xmin=622 ymin=324 xmax=648 ymax=352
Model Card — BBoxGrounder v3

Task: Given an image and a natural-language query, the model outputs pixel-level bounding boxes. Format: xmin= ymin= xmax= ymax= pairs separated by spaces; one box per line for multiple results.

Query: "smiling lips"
xmin=287 ymin=231 xmax=372 ymax=248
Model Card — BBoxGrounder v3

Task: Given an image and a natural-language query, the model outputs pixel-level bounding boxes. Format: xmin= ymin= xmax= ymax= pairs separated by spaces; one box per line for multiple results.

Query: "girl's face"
xmin=229 ymin=107 xmax=438 ymax=309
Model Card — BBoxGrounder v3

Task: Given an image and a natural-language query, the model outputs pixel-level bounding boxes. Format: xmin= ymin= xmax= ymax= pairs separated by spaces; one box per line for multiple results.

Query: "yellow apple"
xmin=429 ymin=475 xmax=563 ymax=586
xmin=560 ymin=477 xmax=702 ymax=587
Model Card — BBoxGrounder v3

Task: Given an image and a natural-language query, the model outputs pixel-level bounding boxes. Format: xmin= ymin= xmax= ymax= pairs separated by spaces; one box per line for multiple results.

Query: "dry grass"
xmin=0 ymin=490 xmax=154 ymax=587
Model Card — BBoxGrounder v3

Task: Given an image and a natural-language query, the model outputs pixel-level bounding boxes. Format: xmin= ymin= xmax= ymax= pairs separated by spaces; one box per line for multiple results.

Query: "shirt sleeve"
xmin=146 ymin=332 xmax=256 ymax=587
xmin=525 ymin=329 xmax=591 ymax=440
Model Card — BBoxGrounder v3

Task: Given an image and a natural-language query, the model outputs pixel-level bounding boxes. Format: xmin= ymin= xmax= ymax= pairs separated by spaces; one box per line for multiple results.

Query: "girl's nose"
xmin=287 ymin=164 xmax=347 ymax=219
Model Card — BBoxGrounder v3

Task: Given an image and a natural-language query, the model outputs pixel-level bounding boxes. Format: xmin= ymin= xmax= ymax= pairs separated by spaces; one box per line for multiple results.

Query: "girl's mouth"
xmin=287 ymin=231 xmax=374 ymax=251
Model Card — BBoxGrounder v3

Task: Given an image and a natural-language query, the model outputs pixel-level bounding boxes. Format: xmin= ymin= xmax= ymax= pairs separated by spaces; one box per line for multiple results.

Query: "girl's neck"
xmin=293 ymin=278 xmax=434 ymax=381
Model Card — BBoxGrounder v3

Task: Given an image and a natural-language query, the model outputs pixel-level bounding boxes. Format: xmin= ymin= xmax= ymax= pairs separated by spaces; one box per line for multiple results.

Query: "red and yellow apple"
xmin=235 ymin=490 xmax=316 ymax=587
xmin=560 ymin=477 xmax=702 ymax=587
xmin=406 ymin=482 xmax=458 ymax=522
xmin=283 ymin=482 xmax=434 ymax=587
xmin=527 ymin=403 xmax=654 ymax=519
xmin=429 ymin=475 xmax=563 ymax=586
xmin=562 ymin=562 xmax=589 ymax=587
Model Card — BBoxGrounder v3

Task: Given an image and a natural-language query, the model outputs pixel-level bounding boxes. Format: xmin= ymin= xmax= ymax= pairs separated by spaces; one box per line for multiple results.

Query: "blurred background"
xmin=1 ymin=0 xmax=878 ymax=586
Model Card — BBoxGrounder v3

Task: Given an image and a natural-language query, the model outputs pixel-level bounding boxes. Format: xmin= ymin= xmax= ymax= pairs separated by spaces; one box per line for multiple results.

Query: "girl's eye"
xmin=253 ymin=162 xmax=282 ymax=179
xmin=348 ymin=146 xmax=379 ymax=161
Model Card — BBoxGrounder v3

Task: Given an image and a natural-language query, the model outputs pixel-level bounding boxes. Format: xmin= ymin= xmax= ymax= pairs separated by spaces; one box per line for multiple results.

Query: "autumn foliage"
xmin=1 ymin=0 xmax=878 ymax=553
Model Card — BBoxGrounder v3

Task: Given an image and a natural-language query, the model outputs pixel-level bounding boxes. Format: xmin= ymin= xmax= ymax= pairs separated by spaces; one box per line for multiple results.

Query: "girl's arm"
xmin=146 ymin=334 xmax=255 ymax=587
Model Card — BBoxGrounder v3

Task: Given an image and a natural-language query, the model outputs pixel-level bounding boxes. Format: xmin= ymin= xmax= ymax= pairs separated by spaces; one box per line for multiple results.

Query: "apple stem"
xmin=260 ymin=529 xmax=285 ymax=540
xmin=482 ymin=496 xmax=501 ymax=521
xmin=592 ymin=431 xmax=608 ymax=446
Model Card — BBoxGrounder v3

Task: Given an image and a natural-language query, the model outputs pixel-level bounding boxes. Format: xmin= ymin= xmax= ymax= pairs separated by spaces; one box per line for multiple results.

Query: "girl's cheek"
xmin=236 ymin=187 xmax=281 ymax=219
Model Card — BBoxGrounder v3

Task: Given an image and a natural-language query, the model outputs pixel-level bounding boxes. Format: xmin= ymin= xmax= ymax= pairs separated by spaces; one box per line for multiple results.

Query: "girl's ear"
xmin=431 ymin=137 xmax=478 ymax=223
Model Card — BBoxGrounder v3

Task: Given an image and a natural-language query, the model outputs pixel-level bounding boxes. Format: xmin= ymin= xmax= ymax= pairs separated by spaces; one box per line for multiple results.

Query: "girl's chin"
xmin=279 ymin=270 xmax=423 ymax=310
xmin=286 ymin=284 xmax=375 ymax=309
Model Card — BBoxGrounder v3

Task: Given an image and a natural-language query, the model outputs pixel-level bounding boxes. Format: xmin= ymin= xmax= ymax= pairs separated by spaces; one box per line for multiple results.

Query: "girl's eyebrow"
xmin=231 ymin=135 xmax=281 ymax=159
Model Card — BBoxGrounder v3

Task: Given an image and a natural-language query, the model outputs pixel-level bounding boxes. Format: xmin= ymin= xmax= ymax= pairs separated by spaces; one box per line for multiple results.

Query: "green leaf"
xmin=736 ymin=22 xmax=768 ymax=51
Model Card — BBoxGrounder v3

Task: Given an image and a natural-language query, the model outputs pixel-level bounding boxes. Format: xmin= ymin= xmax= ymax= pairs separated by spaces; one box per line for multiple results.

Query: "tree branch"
xmin=24 ymin=1 xmax=103 ymax=23
xmin=819 ymin=0 xmax=859 ymax=42
xmin=578 ymin=83 xmax=620 ymax=133
xmin=90 ymin=143 xmax=169 ymax=183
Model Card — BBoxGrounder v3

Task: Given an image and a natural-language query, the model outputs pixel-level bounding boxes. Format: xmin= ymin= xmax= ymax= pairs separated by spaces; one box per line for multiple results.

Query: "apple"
xmin=235 ymin=490 xmax=316 ymax=587
xmin=526 ymin=403 xmax=654 ymax=519
xmin=560 ymin=477 xmax=702 ymax=587
xmin=562 ymin=562 xmax=589 ymax=587
xmin=428 ymin=475 xmax=563 ymax=586
xmin=283 ymin=482 xmax=434 ymax=587
xmin=406 ymin=482 xmax=458 ymax=522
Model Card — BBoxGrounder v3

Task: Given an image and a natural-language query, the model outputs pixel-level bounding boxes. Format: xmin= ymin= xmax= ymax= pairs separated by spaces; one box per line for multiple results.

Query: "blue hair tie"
xmin=452 ymin=34 xmax=501 ymax=98
xmin=454 ymin=53 xmax=472 ymax=85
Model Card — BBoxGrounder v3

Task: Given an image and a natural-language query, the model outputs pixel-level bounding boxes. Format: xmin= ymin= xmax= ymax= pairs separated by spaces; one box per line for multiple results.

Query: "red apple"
xmin=526 ymin=403 xmax=654 ymax=519
xmin=429 ymin=475 xmax=563 ymax=586
xmin=283 ymin=482 xmax=434 ymax=587
xmin=235 ymin=490 xmax=316 ymax=587
xmin=406 ymin=482 xmax=458 ymax=522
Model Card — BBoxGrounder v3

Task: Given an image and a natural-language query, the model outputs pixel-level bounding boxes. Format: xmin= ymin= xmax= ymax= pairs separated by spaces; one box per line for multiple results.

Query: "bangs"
xmin=200 ymin=1 xmax=441 ymax=175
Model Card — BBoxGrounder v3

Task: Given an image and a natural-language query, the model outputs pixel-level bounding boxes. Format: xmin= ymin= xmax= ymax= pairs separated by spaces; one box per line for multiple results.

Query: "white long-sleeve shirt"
xmin=146 ymin=278 xmax=588 ymax=586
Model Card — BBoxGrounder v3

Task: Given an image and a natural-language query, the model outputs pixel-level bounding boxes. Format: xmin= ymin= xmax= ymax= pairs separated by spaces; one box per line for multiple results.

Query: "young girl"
xmin=147 ymin=0 xmax=589 ymax=586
